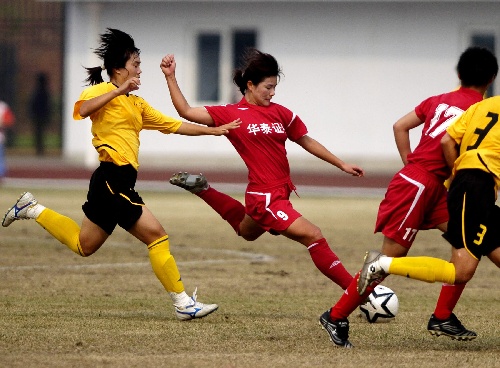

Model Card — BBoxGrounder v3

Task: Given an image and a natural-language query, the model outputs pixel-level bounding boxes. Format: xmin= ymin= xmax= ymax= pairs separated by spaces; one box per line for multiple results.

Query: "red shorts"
xmin=375 ymin=165 xmax=448 ymax=248
xmin=245 ymin=182 xmax=302 ymax=232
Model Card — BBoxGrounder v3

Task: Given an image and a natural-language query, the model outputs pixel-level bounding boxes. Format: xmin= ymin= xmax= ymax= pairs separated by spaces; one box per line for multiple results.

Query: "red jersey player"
xmin=0 ymin=100 xmax=15 ymax=179
xmin=163 ymin=49 xmax=364 ymax=291
xmin=320 ymin=46 xmax=498 ymax=347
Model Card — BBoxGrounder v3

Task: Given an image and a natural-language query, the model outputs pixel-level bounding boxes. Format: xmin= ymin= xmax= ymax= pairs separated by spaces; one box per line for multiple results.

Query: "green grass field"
xmin=0 ymin=186 xmax=498 ymax=367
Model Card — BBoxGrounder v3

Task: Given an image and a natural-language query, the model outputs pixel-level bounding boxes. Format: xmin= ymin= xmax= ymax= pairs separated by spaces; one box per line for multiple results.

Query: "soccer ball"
xmin=358 ymin=285 xmax=399 ymax=323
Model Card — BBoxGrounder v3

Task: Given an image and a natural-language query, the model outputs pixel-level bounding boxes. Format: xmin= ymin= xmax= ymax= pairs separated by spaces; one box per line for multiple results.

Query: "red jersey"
xmin=408 ymin=87 xmax=484 ymax=181
xmin=205 ymin=97 xmax=308 ymax=186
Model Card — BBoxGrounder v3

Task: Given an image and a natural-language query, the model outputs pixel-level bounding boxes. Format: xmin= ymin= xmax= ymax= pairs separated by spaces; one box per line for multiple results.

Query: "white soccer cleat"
xmin=174 ymin=288 xmax=218 ymax=321
xmin=357 ymin=250 xmax=388 ymax=295
xmin=2 ymin=192 xmax=43 ymax=227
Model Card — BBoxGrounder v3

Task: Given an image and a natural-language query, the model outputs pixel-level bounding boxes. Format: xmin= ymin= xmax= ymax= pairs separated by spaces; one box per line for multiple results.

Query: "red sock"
xmin=433 ymin=283 xmax=466 ymax=320
xmin=307 ymin=238 xmax=353 ymax=289
xmin=197 ymin=187 xmax=245 ymax=234
xmin=329 ymin=271 xmax=378 ymax=320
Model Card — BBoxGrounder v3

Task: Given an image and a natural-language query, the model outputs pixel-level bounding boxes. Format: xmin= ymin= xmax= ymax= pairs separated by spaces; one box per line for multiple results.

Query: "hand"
xmin=212 ymin=118 xmax=242 ymax=135
xmin=160 ymin=54 xmax=176 ymax=77
xmin=341 ymin=163 xmax=364 ymax=177
xmin=119 ymin=77 xmax=141 ymax=95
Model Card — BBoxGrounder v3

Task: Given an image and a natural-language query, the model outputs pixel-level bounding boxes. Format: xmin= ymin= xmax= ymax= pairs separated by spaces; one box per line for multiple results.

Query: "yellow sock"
xmin=148 ymin=235 xmax=185 ymax=293
xmin=36 ymin=208 xmax=86 ymax=256
xmin=389 ymin=256 xmax=455 ymax=284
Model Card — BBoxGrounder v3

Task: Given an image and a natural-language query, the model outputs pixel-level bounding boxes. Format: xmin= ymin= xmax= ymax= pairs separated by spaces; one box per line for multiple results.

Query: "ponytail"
xmin=233 ymin=70 xmax=246 ymax=95
xmin=84 ymin=66 xmax=104 ymax=86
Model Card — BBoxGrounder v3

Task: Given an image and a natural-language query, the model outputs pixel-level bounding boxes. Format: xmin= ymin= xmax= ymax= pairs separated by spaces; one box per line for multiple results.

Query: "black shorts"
xmin=82 ymin=162 xmax=144 ymax=235
xmin=442 ymin=169 xmax=500 ymax=260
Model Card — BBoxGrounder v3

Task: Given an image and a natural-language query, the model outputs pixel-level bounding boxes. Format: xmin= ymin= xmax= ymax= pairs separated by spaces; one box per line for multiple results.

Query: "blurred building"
xmin=6 ymin=1 xmax=498 ymax=171
xmin=0 ymin=0 xmax=64 ymax=150
xmin=59 ymin=1 xmax=500 ymax=169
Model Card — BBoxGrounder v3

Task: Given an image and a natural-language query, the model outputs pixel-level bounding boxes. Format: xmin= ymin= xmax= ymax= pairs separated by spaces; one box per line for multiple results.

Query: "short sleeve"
xmin=286 ymin=114 xmax=308 ymax=142
xmin=73 ymin=86 xmax=99 ymax=120
xmin=140 ymin=98 xmax=182 ymax=134
xmin=446 ymin=103 xmax=478 ymax=144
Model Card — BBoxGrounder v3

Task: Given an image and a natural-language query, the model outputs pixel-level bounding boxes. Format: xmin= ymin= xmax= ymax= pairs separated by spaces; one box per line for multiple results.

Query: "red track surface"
xmin=6 ymin=161 xmax=393 ymax=189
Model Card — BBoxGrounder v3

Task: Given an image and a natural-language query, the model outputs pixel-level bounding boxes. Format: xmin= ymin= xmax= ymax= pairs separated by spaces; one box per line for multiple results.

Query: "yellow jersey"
xmin=447 ymin=96 xmax=500 ymax=190
xmin=73 ymin=82 xmax=182 ymax=170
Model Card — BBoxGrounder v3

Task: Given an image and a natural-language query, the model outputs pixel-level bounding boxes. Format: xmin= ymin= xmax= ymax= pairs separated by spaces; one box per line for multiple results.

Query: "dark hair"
xmin=84 ymin=28 xmax=140 ymax=86
xmin=457 ymin=46 xmax=498 ymax=87
xmin=233 ymin=48 xmax=282 ymax=95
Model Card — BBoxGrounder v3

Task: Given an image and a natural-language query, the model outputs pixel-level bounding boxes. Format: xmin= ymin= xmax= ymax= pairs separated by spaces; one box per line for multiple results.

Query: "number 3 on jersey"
xmin=467 ymin=112 xmax=499 ymax=150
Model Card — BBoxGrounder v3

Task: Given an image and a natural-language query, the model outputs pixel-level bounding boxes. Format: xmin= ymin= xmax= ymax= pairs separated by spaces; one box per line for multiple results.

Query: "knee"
xmin=487 ymin=249 xmax=500 ymax=268
xmin=240 ymin=233 xmax=259 ymax=241
xmin=454 ymin=275 xmax=473 ymax=284
xmin=240 ymin=228 xmax=264 ymax=241
xmin=302 ymin=226 xmax=323 ymax=245
xmin=78 ymin=244 xmax=96 ymax=257
xmin=453 ymin=269 xmax=475 ymax=284
xmin=78 ymin=226 xmax=107 ymax=256
xmin=238 ymin=225 xmax=264 ymax=241
xmin=78 ymin=238 xmax=103 ymax=257
xmin=310 ymin=226 xmax=323 ymax=240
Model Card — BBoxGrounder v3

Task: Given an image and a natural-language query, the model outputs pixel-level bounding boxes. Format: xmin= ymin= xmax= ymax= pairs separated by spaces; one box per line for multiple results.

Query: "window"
xmin=232 ymin=30 xmax=257 ymax=69
xmin=196 ymin=29 xmax=257 ymax=102
xmin=196 ymin=34 xmax=221 ymax=101
xmin=471 ymin=33 xmax=496 ymax=97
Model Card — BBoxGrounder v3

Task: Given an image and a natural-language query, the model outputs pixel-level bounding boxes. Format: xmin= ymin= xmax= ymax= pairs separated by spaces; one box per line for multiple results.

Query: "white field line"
xmin=0 ymin=237 xmax=274 ymax=271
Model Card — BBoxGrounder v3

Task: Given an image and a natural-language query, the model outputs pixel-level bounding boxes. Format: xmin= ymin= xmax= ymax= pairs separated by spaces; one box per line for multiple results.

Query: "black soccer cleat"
xmin=319 ymin=310 xmax=354 ymax=348
xmin=169 ymin=172 xmax=208 ymax=194
xmin=427 ymin=313 xmax=477 ymax=341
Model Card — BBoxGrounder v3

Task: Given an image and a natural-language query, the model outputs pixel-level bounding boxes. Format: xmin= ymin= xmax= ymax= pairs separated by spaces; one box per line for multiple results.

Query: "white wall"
xmin=63 ymin=1 xmax=500 ymax=171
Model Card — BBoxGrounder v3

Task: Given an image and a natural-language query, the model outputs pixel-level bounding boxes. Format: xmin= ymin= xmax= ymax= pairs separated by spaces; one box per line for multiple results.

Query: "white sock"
xmin=378 ymin=256 xmax=393 ymax=272
xmin=168 ymin=291 xmax=191 ymax=308
xmin=28 ymin=204 xmax=46 ymax=219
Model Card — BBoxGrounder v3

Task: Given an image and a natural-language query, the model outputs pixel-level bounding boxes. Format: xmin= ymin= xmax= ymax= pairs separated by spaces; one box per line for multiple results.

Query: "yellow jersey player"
xmin=320 ymin=46 xmax=498 ymax=347
xmin=2 ymin=28 xmax=240 ymax=321
xmin=358 ymin=94 xmax=500 ymax=340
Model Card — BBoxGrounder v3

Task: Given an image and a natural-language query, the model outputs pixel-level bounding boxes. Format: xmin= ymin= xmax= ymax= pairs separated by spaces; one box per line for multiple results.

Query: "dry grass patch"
xmin=0 ymin=187 xmax=498 ymax=367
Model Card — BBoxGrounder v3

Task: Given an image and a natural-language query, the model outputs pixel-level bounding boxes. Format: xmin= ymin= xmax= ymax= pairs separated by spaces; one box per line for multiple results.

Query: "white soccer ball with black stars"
xmin=358 ymin=285 xmax=399 ymax=323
